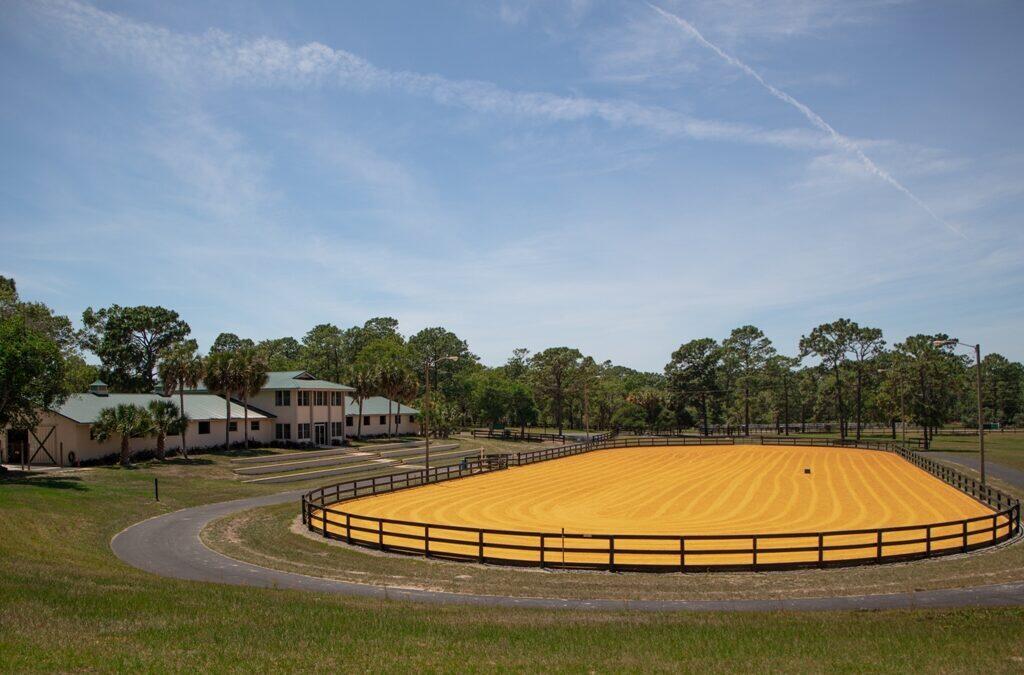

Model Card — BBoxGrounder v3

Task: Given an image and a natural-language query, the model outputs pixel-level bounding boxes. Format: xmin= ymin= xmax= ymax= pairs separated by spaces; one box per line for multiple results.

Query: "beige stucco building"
xmin=2 ymin=371 xmax=420 ymax=467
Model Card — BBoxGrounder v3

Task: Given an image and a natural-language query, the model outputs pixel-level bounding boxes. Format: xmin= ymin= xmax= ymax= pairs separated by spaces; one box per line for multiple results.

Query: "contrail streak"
xmin=649 ymin=3 xmax=964 ymax=238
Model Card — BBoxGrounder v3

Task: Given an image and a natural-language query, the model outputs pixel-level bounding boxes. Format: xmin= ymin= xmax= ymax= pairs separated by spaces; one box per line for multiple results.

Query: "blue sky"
xmin=1 ymin=0 xmax=1022 ymax=370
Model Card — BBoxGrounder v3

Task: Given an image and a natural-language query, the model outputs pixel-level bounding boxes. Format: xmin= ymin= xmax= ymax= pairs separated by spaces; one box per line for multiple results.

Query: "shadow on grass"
xmin=164 ymin=457 xmax=214 ymax=466
xmin=200 ymin=447 xmax=279 ymax=459
xmin=0 ymin=473 xmax=88 ymax=491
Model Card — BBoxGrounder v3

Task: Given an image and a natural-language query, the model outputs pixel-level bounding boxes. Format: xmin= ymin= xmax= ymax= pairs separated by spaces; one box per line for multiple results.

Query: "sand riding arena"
xmin=302 ymin=436 xmax=1020 ymax=572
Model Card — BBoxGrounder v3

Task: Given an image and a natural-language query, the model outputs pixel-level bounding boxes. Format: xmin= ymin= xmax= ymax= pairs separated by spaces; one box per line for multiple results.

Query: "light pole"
xmin=423 ymin=355 xmax=458 ymax=475
xmin=933 ymin=338 xmax=985 ymax=485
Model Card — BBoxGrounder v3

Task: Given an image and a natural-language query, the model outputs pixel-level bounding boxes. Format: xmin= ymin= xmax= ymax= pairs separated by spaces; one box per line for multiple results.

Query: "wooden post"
xmin=378 ymin=519 xmax=384 ymax=549
xmin=818 ymin=533 xmax=824 ymax=566
xmin=424 ymin=525 xmax=430 ymax=558
xmin=962 ymin=521 xmax=968 ymax=551
xmin=609 ymin=537 xmax=616 ymax=571
xmin=478 ymin=530 xmax=484 ymax=563
xmin=679 ymin=537 xmax=686 ymax=572
xmin=877 ymin=530 xmax=883 ymax=560
xmin=540 ymin=534 xmax=545 ymax=568
xmin=347 ymin=514 xmax=352 ymax=544
xmin=154 ymin=478 xmax=159 ymax=502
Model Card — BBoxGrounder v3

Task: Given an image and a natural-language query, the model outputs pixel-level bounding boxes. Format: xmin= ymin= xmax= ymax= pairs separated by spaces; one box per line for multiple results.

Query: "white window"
xmin=275 ymin=424 xmax=291 ymax=440
xmin=298 ymin=391 xmax=310 ymax=406
xmin=331 ymin=422 xmax=343 ymax=437
xmin=314 ymin=391 xmax=325 ymax=406
xmin=275 ymin=391 xmax=291 ymax=406
xmin=298 ymin=423 xmax=311 ymax=440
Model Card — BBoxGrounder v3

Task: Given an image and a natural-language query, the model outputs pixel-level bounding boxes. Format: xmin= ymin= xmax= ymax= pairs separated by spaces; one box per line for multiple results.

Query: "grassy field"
xmin=3 ymin=441 xmax=1024 ymax=671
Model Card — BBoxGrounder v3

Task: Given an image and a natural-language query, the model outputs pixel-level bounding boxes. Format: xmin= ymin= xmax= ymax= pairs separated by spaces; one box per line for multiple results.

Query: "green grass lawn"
xmin=3 ymin=446 xmax=1024 ymax=671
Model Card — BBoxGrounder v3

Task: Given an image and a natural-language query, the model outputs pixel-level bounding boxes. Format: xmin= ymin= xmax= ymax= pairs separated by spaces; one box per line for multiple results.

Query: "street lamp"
xmin=423 ymin=355 xmax=458 ymax=475
xmin=933 ymin=338 xmax=985 ymax=485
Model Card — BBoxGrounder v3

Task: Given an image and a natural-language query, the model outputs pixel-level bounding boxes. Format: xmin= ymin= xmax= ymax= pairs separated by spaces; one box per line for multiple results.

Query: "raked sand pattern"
xmin=317 ymin=445 xmax=1008 ymax=567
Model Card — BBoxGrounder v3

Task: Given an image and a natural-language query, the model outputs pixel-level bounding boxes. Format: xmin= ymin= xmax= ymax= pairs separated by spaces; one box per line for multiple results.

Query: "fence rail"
xmin=303 ymin=433 xmax=1021 ymax=572
xmin=469 ymin=429 xmax=566 ymax=442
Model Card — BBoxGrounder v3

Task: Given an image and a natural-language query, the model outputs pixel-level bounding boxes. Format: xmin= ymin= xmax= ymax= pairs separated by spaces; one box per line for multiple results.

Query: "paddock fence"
xmin=302 ymin=433 xmax=1020 ymax=572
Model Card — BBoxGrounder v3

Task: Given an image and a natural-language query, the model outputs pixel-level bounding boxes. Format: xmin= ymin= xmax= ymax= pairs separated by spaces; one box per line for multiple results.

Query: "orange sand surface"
xmin=316 ymin=445 xmax=1007 ymax=567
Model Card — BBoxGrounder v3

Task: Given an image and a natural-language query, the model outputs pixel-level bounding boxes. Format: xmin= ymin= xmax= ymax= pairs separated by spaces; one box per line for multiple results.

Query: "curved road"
xmin=111 ymin=489 xmax=1024 ymax=612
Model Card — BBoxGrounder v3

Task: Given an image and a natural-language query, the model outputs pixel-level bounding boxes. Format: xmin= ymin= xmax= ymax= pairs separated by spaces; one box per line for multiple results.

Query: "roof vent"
xmin=89 ymin=380 xmax=109 ymax=396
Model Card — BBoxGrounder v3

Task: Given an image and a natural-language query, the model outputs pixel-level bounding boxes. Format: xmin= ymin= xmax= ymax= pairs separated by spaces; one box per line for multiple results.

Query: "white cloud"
xmin=28 ymin=0 xmax=828 ymax=153
xmin=650 ymin=3 xmax=964 ymax=238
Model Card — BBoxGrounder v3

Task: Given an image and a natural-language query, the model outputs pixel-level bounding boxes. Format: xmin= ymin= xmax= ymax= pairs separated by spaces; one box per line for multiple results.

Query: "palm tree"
xmin=349 ymin=364 xmax=375 ymax=440
xmin=395 ymin=375 xmax=419 ymax=438
xmin=147 ymin=399 xmax=187 ymax=460
xmin=236 ymin=349 xmax=269 ymax=451
xmin=382 ymin=366 xmax=416 ymax=438
xmin=91 ymin=404 xmax=153 ymax=466
xmin=204 ymin=351 xmax=241 ymax=451
xmin=159 ymin=341 xmax=204 ymax=459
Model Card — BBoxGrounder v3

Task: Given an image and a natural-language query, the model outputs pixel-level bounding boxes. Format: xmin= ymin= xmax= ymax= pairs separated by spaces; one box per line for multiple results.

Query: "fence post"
xmin=818 ymin=533 xmax=824 ymax=567
xmin=540 ymin=535 xmax=546 ymax=568
xmin=925 ymin=526 xmax=931 ymax=554
xmin=346 ymin=513 xmax=352 ymax=544
xmin=962 ymin=521 xmax=968 ymax=551
xmin=609 ymin=537 xmax=616 ymax=571
xmin=679 ymin=537 xmax=686 ymax=572
xmin=424 ymin=525 xmax=430 ymax=558
xmin=478 ymin=530 xmax=484 ymax=563
xmin=752 ymin=536 xmax=758 ymax=568
xmin=378 ymin=519 xmax=385 ymax=550
xmin=993 ymin=514 xmax=998 ymax=542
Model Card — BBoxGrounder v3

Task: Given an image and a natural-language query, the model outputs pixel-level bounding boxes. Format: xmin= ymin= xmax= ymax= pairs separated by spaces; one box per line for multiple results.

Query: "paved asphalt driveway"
xmin=110 ymin=488 xmax=1024 ymax=612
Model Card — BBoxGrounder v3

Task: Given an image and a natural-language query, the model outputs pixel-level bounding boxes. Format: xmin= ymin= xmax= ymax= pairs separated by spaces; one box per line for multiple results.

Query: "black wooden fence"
xmin=303 ymin=433 xmax=1020 ymax=572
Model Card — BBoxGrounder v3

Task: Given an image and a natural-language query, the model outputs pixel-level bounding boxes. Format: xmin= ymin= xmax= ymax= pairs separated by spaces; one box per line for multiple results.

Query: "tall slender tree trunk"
xmin=156 ymin=433 xmax=165 ymax=461
xmin=556 ymin=390 xmax=563 ymax=436
xmin=387 ymin=398 xmax=393 ymax=438
xmin=120 ymin=436 xmax=130 ymax=467
xmin=244 ymin=394 xmax=250 ymax=451
xmin=834 ymin=365 xmax=846 ymax=441
xmin=357 ymin=398 xmax=364 ymax=439
xmin=179 ymin=390 xmax=188 ymax=459
xmin=744 ymin=382 xmax=750 ymax=436
xmin=783 ymin=377 xmax=790 ymax=436
xmin=918 ymin=365 xmax=930 ymax=449
xmin=701 ymin=393 xmax=709 ymax=437
xmin=855 ymin=367 xmax=863 ymax=440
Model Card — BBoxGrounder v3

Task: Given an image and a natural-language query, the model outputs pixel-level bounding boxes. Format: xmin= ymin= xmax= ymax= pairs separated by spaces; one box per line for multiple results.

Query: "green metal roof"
xmin=263 ymin=371 xmax=355 ymax=391
xmin=190 ymin=371 xmax=355 ymax=393
xmin=345 ymin=396 xmax=419 ymax=416
xmin=51 ymin=393 xmax=274 ymax=424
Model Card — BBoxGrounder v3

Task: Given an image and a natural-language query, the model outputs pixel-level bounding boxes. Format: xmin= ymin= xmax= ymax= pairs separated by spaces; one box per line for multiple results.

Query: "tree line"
xmin=3 ymin=274 xmax=1024 ymax=458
